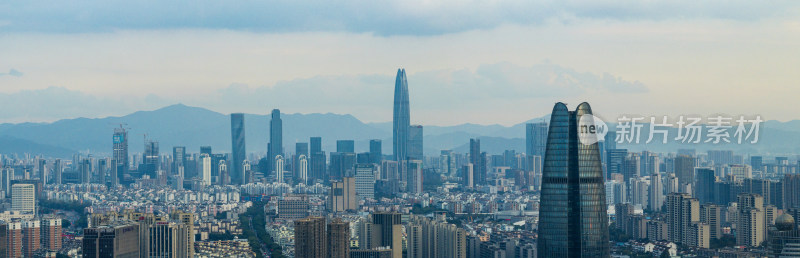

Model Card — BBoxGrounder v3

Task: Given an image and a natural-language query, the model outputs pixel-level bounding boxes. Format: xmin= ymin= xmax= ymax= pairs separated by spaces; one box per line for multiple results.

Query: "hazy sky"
xmin=1 ymin=1 xmax=799 ymax=125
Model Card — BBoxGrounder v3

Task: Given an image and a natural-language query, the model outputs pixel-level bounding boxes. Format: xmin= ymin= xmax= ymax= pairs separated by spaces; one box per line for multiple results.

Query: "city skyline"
xmin=2 ymin=2 xmax=800 ymax=257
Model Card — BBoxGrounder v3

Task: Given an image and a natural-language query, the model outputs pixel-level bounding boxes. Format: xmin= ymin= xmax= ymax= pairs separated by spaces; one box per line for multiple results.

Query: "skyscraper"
xmin=469 ymin=139 xmax=486 ymax=185
xmin=694 ymin=168 xmax=716 ymax=203
xmin=537 ymin=102 xmax=610 ymax=258
xmin=406 ymin=160 xmax=423 ymax=194
xmin=172 ymin=146 xmax=186 ymax=175
xmin=368 ymin=212 xmax=403 ymax=258
xmin=11 ymin=184 xmax=35 ymax=213
xmin=329 ymin=177 xmax=357 ymax=212
xmin=112 ymin=126 xmax=128 ymax=184
xmin=230 ymin=113 xmax=246 ymax=185
xmin=142 ymin=140 xmax=159 ymax=178
xmin=393 ymin=68 xmax=410 ymax=162
xmin=525 ymin=122 xmax=547 ymax=157
xmin=200 ymin=154 xmax=212 ymax=185
xmin=298 ymin=155 xmax=308 ymax=185
xmin=295 ymin=142 xmax=309 ymax=182
xmin=369 ymin=139 xmax=382 ymax=164
xmin=309 ymin=137 xmax=326 ymax=183
xmin=355 ymin=164 xmax=377 ymax=199
xmin=675 ymin=155 xmax=696 ymax=189
xmin=37 ymin=159 xmax=47 ymax=184
xmin=269 ymin=109 xmax=283 ymax=177
xmin=408 ymin=125 xmax=423 ymax=160
xmin=336 ymin=140 xmax=355 ymax=153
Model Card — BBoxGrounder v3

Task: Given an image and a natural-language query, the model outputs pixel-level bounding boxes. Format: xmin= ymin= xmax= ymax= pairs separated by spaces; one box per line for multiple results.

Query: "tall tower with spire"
xmin=392 ymin=69 xmax=410 ymax=162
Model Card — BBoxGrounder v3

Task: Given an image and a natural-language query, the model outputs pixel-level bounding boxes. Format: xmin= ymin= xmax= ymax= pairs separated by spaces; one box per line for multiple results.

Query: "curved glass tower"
xmin=538 ymin=102 xmax=610 ymax=258
xmin=393 ymin=68 xmax=410 ymax=162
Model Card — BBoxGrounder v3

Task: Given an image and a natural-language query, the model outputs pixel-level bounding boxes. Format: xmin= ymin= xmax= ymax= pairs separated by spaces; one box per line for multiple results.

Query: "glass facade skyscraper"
xmin=269 ymin=109 xmax=282 ymax=175
xmin=230 ymin=113 xmax=246 ymax=185
xmin=538 ymin=102 xmax=610 ymax=258
xmin=393 ymin=68 xmax=410 ymax=162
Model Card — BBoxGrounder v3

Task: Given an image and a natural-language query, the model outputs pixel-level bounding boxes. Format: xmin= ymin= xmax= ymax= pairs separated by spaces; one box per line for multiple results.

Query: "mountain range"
xmin=0 ymin=104 xmax=799 ymax=158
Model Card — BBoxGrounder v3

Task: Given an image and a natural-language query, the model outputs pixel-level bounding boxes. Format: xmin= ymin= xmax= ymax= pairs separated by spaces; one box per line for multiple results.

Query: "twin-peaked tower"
xmin=393 ymin=68 xmax=410 ymax=162
xmin=537 ymin=102 xmax=611 ymax=258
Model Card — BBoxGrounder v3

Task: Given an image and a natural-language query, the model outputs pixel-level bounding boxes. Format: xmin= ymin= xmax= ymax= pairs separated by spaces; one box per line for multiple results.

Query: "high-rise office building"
xmin=369 ymin=140 xmax=382 ymax=164
xmin=80 ymin=159 xmax=92 ymax=184
xmin=172 ymin=146 xmax=186 ymax=175
xmin=329 ymin=152 xmax=356 ymax=180
xmin=368 ymin=212 xmax=402 ymax=258
xmin=11 ymin=183 xmax=35 ymax=213
xmin=606 ymin=149 xmax=627 ymax=180
xmin=230 ymin=113 xmax=246 ymax=185
xmin=393 ymin=68 xmax=410 ymax=163
xmin=462 ymin=163 xmax=474 ymax=189
xmin=406 ymin=160 xmax=423 ymax=194
xmin=309 ymin=137 xmax=326 ymax=183
xmin=269 ymin=109 xmax=283 ymax=177
xmin=469 ymin=139 xmax=486 ymax=185
xmin=328 ymin=219 xmax=350 ymax=258
xmin=142 ymin=140 xmax=159 ymax=179
xmin=537 ymin=102 xmax=610 ymax=257
xmin=355 ymin=164 xmax=377 ymax=199
xmin=53 ymin=159 xmax=62 ymax=185
xmin=525 ymin=122 xmax=548 ymax=158
xmin=37 ymin=159 xmax=47 ymax=184
xmin=336 ymin=140 xmax=355 ymax=153
xmin=113 ymin=126 xmax=129 ymax=184
xmin=295 ymin=142 xmax=309 ymax=182
xmin=675 ymin=155 xmax=696 ymax=189
xmin=145 ymin=222 xmax=194 ymax=258
xmin=408 ymin=125 xmax=423 ymax=160
xmin=83 ymin=222 xmax=140 ymax=258
xmin=694 ymin=168 xmax=716 ymax=203
xmin=295 ymin=217 xmax=327 ymax=258
xmin=784 ymin=174 xmax=800 ymax=210
xmin=329 ymin=177 xmax=357 ymax=212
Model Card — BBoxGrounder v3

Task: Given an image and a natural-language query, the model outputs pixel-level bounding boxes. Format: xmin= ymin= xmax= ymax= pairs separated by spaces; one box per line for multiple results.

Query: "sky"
xmin=1 ymin=1 xmax=799 ymax=125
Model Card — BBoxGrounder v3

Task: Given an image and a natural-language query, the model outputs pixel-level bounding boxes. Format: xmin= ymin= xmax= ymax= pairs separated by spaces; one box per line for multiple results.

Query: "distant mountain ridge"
xmin=0 ymin=104 xmax=799 ymax=158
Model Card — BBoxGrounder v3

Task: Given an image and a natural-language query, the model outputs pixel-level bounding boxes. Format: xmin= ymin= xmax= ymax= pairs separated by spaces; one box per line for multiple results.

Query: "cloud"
xmin=0 ymin=69 xmax=23 ymax=77
xmin=1 ymin=0 xmax=797 ymax=35
xmin=0 ymin=62 xmax=645 ymax=124
xmin=196 ymin=61 xmax=646 ymax=120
